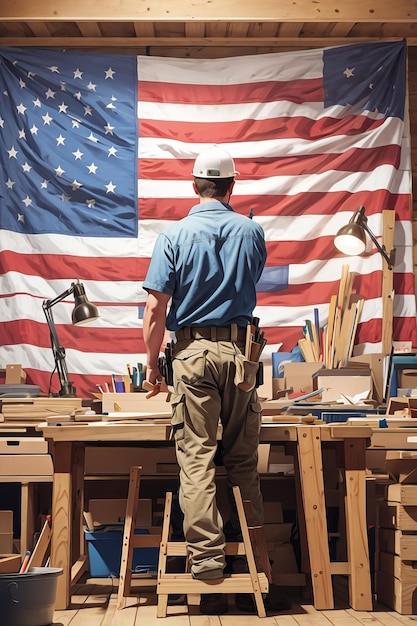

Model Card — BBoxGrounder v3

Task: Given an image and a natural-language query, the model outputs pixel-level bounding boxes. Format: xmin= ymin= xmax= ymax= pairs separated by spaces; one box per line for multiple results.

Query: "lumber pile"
xmin=0 ymin=397 xmax=83 ymax=421
xmin=298 ymin=265 xmax=364 ymax=368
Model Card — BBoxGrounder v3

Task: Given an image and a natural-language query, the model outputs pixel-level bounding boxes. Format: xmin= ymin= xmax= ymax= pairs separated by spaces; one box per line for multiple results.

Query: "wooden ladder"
xmin=156 ymin=485 xmax=270 ymax=618
xmin=117 ymin=466 xmax=161 ymax=609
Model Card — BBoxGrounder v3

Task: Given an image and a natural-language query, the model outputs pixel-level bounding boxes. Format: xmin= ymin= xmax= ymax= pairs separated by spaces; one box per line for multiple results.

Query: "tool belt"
xmin=175 ymin=325 xmax=246 ymax=342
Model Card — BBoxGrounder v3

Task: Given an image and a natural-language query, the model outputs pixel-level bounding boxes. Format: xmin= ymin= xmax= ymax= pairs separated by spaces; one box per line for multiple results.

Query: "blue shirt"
xmin=143 ymin=201 xmax=267 ymax=330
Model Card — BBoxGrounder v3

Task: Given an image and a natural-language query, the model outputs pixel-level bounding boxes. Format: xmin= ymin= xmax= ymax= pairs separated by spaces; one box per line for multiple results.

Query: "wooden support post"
xmin=382 ymin=209 xmax=395 ymax=355
xmin=297 ymin=426 xmax=333 ymax=609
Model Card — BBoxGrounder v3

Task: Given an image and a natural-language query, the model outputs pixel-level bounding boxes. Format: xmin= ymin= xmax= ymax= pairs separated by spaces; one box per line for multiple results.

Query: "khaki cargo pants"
xmin=170 ymin=335 xmax=263 ymax=579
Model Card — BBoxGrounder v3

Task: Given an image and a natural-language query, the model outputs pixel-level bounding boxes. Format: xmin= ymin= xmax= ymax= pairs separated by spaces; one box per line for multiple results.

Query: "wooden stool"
xmin=117 ymin=466 xmax=161 ymax=609
xmin=156 ymin=485 xmax=270 ymax=618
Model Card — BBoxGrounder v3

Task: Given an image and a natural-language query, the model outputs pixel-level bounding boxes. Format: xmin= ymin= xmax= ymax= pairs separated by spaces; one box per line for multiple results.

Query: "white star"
xmin=0 ymin=117 xmax=4 ymax=128
xmin=105 ymin=181 xmax=116 ymax=193
xmin=33 ymin=98 xmax=41 ymax=108
xmin=18 ymin=129 xmax=26 ymax=139
xmin=71 ymin=118 xmax=81 ymax=128
xmin=87 ymin=81 xmax=97 ymax=91
xmin=56 ymin=134 xmax=65 ymax=146
xmin=17 ymin=213 xmax=25 ymax=223
xmin=7 ymin=146 xmax=18 ymax=159
xmin=104 ymin=123 xmax=115 ymax=135
xmin=30 ymin=124 xmax=39 ymax=135
xmin=74 ymin=91 xmax=82 ymax=101
xmin=58 ymin=102 xmax=68 ymax=113
xmin=22 ymin=195 xmax=32 ymax=207
xmin=27 ymin=71 xmax=36 ymax=79
xmin=16 ymin=103 xmax=27 ymax=115
xmin=343 ymin=67 xmax=355 ymax=78
xmin=60 ymin=82 xmax=67 ymax=91
xmin=87 ymin=132 xmax=99 ymax=143
xmin=105 ymin=67 xmax=115 ymax=79
xmin=106 ymin=102 xmax=116 ymax=110
xmin=61 ymin=193 xmax=71 ymax=202
xmin=71 ymin=179 xmax=82 ymax=190
xmin=87 ymin=198 xmax=96 ymax=208
xmin=72 ymin=148 xmax=84 ymax=160
xmin=45 ymin=88 xmax=56 ymax=99
xmin=42 ymin=112 xmax=53 ymax=125
xmin=87 ymin=162 xmax=98 ymax=174
xmin=108 ymin=146 xmax=117 ymax=157
xmin=55 ymin=165 xmax=65 ymax=177
xmin=5 ymin=178 xmax=15 ymax=189
xmin=48 ymin=65 xmax=60 ymax=73
xmin=84 ymin=105 xmax=92 ymax=116
xmin=73 ymin=68 xmax=83 ymax=79
xmin=22 ymin=162 xmax=32 ymax=173
xmin=110 ymin=95 xmax=117 ymax=101
xmin=19 ymin=78 xmax=26 ymax=89
xmin=41 ymin=180 xmax=49 ymax=189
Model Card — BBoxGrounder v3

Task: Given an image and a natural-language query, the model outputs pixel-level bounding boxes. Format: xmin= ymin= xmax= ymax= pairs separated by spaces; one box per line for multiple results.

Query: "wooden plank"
xmin=50 ymin=441 xmax=73 ymax=610
xmin=386 ymin=483 xmax=417 ymax=505
xmin=343 ymin=438 xmax=373 ymax=610
xmin=296 ymin=426 xmax=333 ymax=609
xmin=382 ymin=209 xmax=396 ymax=355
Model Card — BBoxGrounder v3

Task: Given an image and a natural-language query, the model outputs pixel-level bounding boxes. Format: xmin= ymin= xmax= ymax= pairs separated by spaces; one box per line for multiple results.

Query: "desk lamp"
xmin=334 ymin=205 xmax=396 ymax=270
xmin=42 ymin=280 xmax=99 ymax=397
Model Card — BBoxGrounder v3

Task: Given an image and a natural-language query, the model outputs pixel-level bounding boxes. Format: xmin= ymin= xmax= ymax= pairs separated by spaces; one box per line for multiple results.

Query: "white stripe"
xmin=138 ymin=164 xmax=410 ymax=198
xmin=0 ymin=229 xmax=139 ymax=258
xmin=138 ymin=100 xmax=385 ymax=124
xmin=138 ymin=48 xmax=324 ymax=85
xmin=138 ymin=118 xmax=403 ymax=159
xmin=254 ymin=294 xmax=416 ymax=329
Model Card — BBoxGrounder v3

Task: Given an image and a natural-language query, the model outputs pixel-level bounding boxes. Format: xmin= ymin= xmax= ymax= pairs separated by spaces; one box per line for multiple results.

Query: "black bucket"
xmin=0 ymin=567 xmax=63 ymax=626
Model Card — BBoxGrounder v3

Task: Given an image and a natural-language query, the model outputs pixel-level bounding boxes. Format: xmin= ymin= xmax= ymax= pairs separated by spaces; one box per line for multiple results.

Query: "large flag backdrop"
xmin=0 ymin=41 xmax=416 ymax=398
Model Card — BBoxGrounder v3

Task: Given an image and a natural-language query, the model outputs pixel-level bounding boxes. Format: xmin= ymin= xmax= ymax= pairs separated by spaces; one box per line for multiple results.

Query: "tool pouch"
xmin=235 ymin=353 xmax=259 ymax=392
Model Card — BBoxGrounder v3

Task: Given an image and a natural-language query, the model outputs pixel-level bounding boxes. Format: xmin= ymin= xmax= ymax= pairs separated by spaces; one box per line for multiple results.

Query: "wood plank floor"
xmin=52 ymin=578 xmax=417 ymax=625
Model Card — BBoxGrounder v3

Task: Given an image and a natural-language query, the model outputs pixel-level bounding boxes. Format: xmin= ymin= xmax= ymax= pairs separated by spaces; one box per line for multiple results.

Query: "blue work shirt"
xmin=143 ymin=200 xmax=267 ymax=330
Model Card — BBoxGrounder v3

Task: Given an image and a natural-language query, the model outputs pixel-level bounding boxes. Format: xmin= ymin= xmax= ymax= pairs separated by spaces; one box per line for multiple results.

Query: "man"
xmin=143 ymin=145 xmax=267 ymax=614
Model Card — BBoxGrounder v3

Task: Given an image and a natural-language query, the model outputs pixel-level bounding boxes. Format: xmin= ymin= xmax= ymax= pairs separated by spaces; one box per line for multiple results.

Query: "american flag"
xmin=0 ymin=41 xmax=416 ymax=399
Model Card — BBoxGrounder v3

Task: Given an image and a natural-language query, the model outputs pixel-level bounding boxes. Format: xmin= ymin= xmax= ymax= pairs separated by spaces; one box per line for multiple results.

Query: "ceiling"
xmin=2 ymin=0 xmax=417 ymax=56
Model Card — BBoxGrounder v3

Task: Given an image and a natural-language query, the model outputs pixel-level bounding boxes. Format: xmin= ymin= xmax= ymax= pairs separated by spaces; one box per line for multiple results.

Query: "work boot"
xmin=200 ymin=593 xmax=228 ymax=615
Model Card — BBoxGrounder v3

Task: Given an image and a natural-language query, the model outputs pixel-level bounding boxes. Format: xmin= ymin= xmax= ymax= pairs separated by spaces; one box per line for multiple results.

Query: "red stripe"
xmin=23 ymin=368 xmax=118 ymax=401
xmin=138 ymin=191 xmax=411 ymax=222
xmin=138 ymin=146 xmax=401 ymax=180
xmin=139 ymin=114 xmax=385 ymax=145
xmin=0 ymin=251 xmax=141 ymax=283
xmin=139 ymin=78 xmax=324 ymax=105
xmin=357 ymin=316 xmax=417 ymax=347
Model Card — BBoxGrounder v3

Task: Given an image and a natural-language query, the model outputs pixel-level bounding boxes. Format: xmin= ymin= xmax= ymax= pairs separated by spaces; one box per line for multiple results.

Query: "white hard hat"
xmin=192 ymin=145 xmax=239 ymax=178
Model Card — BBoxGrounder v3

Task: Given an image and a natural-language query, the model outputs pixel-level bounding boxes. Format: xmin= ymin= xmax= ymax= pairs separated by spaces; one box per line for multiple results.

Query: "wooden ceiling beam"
xmin=2 ymin=0 xmax=417 ymax=23
xmin=0 ymin=36 xmax=407 ymax=48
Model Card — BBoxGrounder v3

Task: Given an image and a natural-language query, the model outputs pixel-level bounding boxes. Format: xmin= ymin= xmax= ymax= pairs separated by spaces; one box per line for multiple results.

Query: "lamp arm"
xmin=362 ymin=223 xmax=396 ymax=270
xmin=42 ymin=293 xmax=75 ymax=396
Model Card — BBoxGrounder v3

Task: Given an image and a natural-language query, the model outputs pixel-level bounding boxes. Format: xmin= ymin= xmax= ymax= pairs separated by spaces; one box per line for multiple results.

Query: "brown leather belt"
xmin=175 ymin=325 xmax=246 ymax=342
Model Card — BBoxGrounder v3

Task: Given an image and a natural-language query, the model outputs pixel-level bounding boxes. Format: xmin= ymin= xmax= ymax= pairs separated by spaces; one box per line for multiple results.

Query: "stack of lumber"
xmin=1 ymin=397 xmax=83 ymax=421
xmin=376 ymin=452 xmax=417 ymax=614
xmin=298 ymin=264 xmax=364 ymax=368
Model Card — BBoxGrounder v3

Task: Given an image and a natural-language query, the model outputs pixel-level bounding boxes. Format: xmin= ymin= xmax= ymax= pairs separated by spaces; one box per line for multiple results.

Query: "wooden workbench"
xmin=38 ymin=420 xmax=374 ymax=612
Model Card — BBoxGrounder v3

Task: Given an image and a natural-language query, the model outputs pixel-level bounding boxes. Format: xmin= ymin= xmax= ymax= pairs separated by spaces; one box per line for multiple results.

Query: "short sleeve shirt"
xmin=143 ymin=200 xmax=266 ymax=330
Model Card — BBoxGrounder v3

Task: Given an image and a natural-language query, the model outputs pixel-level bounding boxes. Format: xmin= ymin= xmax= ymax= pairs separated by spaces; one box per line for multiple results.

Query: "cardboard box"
xmin=84 ymin=446 xmax=177 ymax=475
xmin=0 ymin=555 xmax=20 ymax=574
xmin=5 ymin=364 xmax=26 ymax=385
xmin=0 ymin=511 xmax=13 ymax=554
xmin=313 ymin=368 xmax=373 ymax=402
xmin=284 ymin=361 xmax=324 ymax=396
xmin=88 ymin=498 xmax=152 ymax=527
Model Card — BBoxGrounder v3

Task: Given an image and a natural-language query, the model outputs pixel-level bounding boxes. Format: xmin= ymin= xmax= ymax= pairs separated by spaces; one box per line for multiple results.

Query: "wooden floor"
xmin=52 ymin=578 xmax=417 ymax=626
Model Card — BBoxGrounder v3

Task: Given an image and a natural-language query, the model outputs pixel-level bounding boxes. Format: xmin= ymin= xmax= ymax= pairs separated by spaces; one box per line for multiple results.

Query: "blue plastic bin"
xmin=85 ymin=525 xmax=159 ymax=577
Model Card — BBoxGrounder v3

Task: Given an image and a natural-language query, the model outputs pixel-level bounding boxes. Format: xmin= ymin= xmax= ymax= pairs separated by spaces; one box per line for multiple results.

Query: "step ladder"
xmin=156 ymin=485 xmax=270 ymax=618
xmin=117 ymin=466 xmax=161 ymax=609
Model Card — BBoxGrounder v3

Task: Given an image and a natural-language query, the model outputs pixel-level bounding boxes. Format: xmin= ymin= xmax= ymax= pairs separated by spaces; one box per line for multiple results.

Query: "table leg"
xmin=344 ymin=438 xmax=373 ymax=610
xmin=297 ymin=426 xmax=334 ymax=609
xmin=50 ymin=442 xmax=73 ymax=610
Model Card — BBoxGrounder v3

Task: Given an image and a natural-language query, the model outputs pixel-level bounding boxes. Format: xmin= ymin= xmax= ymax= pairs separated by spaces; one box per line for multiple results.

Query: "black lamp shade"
xmin=71 ymin=282 xmax=99 ymax=325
